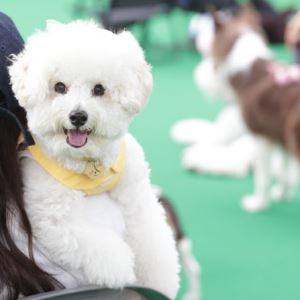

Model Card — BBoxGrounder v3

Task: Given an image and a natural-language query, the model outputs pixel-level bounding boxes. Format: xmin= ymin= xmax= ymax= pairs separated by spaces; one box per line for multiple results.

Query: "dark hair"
xmin=0 ymin=103 xmax=62 ymax=299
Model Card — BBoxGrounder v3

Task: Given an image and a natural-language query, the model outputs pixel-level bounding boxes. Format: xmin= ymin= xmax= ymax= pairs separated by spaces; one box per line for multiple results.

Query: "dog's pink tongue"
xmin=67 ymin=130 xmax=88 ymax=147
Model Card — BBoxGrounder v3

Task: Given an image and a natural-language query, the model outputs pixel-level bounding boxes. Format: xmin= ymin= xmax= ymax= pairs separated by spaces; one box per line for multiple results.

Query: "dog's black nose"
xmin=69 ymin=110 xmax=88 ymax=127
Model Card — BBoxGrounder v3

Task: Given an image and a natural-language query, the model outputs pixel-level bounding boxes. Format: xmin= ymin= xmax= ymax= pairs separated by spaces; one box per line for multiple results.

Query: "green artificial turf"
xmin=2 ymin=1 xmax=300 ymax=299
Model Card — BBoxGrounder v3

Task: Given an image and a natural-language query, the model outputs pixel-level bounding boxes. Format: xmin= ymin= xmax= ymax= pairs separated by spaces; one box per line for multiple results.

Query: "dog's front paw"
xmin=84 ymin=241 xmax=136 ymax=288
xmin=241 ymin=194 xmax=269 ymax=212
xmin=182 ymin=146 xmax=201 ymax=171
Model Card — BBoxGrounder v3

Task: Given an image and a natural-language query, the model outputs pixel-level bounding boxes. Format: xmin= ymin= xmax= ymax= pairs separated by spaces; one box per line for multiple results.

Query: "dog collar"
xmin=267 ymin=62 xmax=300 ymax=85
xmin=28 ymin=143 xmax=126 ymax=196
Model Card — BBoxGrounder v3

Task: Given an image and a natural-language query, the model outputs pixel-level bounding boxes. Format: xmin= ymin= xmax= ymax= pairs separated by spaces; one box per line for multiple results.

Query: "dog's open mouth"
xmin=64 ymin=128 xmax=91 ymax=148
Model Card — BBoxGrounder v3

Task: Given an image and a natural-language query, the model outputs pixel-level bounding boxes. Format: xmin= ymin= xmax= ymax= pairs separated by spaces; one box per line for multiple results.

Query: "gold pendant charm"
xmin=84 ymin=160 xmax=106 ymax=179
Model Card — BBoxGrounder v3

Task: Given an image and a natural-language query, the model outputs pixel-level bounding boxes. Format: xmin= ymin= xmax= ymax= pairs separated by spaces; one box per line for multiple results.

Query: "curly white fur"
xmin=9 ymin=20 xmax=179 ymax=298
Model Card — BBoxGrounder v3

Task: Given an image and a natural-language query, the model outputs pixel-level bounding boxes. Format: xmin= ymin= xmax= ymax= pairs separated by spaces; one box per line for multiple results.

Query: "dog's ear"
xmin=9 ymin=51 xmax=48 ymax=109
xmin=8 ymin=53 xmax=30 ymax=108
xmin=116 ymin=31 xmax=153 ymax=114
xmin=239 ymin=3 xmax=261 ymax=28
xmin=210 ymin=10 xmax=227 ymax=31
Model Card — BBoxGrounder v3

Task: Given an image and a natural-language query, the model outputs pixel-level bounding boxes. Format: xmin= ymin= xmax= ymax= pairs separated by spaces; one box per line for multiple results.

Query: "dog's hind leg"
xmin=241 ymin=137 xmax=272 ymax=212
xmin=271 ymin=151 xmax=298 ymax=201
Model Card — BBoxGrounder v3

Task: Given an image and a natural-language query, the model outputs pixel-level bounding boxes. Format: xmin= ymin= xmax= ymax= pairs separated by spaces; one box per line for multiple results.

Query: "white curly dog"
xmin=9 ymin=20 xmax=179 ymax=298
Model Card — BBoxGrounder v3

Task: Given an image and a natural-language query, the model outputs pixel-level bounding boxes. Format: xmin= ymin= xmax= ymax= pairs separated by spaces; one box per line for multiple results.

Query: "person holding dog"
xmin=0 ymin=11 xmax=63 ymax=299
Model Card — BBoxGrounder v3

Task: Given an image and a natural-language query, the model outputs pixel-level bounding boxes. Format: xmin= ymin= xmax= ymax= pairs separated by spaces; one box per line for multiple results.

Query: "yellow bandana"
xmin=28 ymin=143 xmax=126 ymax=196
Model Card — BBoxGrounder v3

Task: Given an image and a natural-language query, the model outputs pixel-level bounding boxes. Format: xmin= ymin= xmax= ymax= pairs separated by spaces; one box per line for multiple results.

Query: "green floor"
xmin=2 ymin=1 xmax=300 ymax=299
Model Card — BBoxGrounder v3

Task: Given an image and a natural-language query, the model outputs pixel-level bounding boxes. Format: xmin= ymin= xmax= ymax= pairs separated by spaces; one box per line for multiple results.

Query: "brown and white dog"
xmin=209 ymin=5 xmax=300 ymax=212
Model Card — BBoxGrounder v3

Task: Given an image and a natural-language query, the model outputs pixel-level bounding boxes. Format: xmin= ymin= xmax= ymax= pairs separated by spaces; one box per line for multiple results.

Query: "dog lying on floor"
xmin=172 ymin=8 xmax=293 ymax=180
xmin=208 ymin=5 xmax=300 ymax=212
xmin=8 ymin=20 xmax=179 ymax=297
xmin=172 ymin=10 xmax=256 ymax=177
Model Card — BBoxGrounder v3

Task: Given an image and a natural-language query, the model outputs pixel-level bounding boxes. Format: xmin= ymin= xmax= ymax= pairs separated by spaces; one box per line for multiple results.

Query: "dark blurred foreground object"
xmin=24 ymin=286 xmax=169 ymax=300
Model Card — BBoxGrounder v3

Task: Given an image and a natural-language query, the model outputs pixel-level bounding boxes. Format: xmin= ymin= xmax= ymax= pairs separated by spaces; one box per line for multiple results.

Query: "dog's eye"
xmin=93 ymin=84 xmax=105 ymax=96
xmin=54 ymin=82 xmax=67 ymax=94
